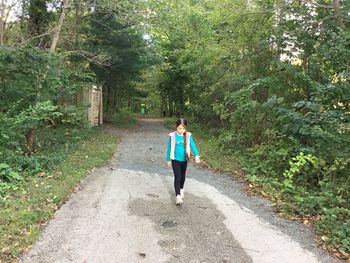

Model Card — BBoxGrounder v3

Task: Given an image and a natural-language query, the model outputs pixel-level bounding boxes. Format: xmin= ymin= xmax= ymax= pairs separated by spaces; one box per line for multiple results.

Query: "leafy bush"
xmin=0 ymin=163 xmax=24 ymax=194
xmin=108 ymin=108 xmax=137 ymax=128
xmin=0 ymin=46 xmax=94 ymax=195
xmin=317 ymin=207 xmax=350 ymax=253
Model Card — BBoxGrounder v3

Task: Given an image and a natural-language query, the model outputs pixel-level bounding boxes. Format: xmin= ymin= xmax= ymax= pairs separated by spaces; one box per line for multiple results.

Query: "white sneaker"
xmin=180 ymin=189 xmax=184 ymax=199
xmin=176 ymin=195 xmax=183 ymax=205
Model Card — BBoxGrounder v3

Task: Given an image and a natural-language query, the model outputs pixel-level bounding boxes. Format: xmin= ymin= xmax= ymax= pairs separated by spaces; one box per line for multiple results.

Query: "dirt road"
xmin=20 ymin=119 xmax=339 ymax=263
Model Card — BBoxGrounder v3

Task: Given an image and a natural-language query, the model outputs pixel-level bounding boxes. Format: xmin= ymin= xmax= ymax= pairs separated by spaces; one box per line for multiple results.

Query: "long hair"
xmin=176 ymin=118 xmax=190 ymax=160
xmin=176 ymin=118 xmax=187 ymax=129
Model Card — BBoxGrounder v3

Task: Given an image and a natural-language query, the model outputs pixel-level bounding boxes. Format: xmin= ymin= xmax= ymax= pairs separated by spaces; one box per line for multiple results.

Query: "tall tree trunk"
xmin=168 ymin=99 xmax=172 ymax=116
xmin=1 ymin=0 xmax=17 ymax=45
xmin=333 ymin=0 xmax=344 ymax=29
xmin=274 ymin=0 xmax=285 ymax=60
xmin=0 ymin=0 xmax=5 ymax=45
xmin=20 ymin=0 xmax=26 ymax=42
xmin=50 ymin=0 xmax=69 ymax=51
xmin=26 ymin=128 xmax=36 ymax=154
xmin=113 ymin=88 xmax=117 ymax=109
xmin=106 ymin=86 xmax=111 ymax=113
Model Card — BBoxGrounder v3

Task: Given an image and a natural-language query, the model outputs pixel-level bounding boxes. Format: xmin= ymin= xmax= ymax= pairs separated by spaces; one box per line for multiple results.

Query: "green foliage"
xmin=0 ymin=46 xmax=77 ymax=112
xmin=143 ymin=0 xmax=350 ymax=254
xmin=0 ymin=129 xmax=118 ymax=262
xmin=108 ymin=108 xmax=137 ymax=128
xmin=317 ymin=207 xmax=350 ymax=252
xmin=27 ymin=0 xmax=52 ymax=48
xmin=56 ymin=105 xmax=88 ymax=127
xmin=84 ymin=2 xmax=147 ymax=113
xmin=1 ymin=0 xmax=349 ymax=257
xmin=0 ymin=163 xmax=23 ymax=182
xmin=282 ymin=152 xmax=319 ymax=193
xmin=12 ymin=101 xmax=63 ymax=131
xmin=0 ymin=163 xmax=24 ymax=194
xmin=0 ymin=45 xmax=93 ymax=195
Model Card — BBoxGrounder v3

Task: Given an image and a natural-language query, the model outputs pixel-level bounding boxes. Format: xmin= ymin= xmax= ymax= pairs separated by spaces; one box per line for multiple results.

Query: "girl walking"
xmin=166 ymin=118 xmax=200 ymax=205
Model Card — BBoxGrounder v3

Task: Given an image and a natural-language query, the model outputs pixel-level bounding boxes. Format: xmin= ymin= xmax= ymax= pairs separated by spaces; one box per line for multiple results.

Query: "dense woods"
xmin=0 ymin=0 xmax=146 ymax=187
xmin=0 ymin=0 xmax=349 ymax=258
xmin=142 ymin=0 xmax=350 ymax=256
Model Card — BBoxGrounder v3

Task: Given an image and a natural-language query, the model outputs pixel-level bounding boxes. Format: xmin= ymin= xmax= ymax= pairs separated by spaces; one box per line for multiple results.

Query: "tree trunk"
xmin=0 ymin=0 xmax=14 ymax=45
xmin=113 ymin=89 xmax=117 ymax=109
xmin=50 ymin=0 xmax=70 ymax=51
xmin=168 ymin=99 xmax=172 ymax=116
xmin=0 ymin=0 xmax=5 ymax=45
xmin=333 ymin=0 xmax=344 ymax=29
xmin=105 ymin=86 xmax=110 ymax=110
xmin=25 ymin=128 xmax=36 ymax=154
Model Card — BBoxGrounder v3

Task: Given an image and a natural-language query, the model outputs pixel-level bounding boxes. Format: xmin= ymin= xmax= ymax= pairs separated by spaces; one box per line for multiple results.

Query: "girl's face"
xmin=176 ymin=124 xmax=186 ymax=135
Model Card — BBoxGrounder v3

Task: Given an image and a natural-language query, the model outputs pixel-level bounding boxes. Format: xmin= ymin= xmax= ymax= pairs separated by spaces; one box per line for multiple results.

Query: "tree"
xmin=28 ymin=0 xmax=51 ymax=48
xmin=84 ymin=1 xmax=147 ymax=115
xmin=50 ymin=0 xmax=69 ymax=51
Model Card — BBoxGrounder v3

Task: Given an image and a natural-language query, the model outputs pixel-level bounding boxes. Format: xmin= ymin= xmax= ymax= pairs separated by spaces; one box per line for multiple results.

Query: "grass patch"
xmin=0 ymin=128 xmax=118 ymax=262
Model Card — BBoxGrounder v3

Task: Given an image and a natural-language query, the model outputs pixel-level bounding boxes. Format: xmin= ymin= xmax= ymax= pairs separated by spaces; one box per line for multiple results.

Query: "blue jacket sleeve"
xmin=166 ymin=136 xmax=171 ymax=161
xmin=189 ymin=135 xmax=199 ymax=157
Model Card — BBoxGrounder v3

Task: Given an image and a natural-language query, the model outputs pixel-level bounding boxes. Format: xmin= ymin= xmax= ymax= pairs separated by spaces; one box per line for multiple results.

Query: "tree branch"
xmin=22 ymin=28 xmax=55 ymax=45
xmin=0 ymin=0 xmax=21 ymax=44
xmin=63 ymin=50 xmax=113 ymax=67
xmin=50 ymin=0 xmax=70 ymax=51
xmin=307 ymin=1 xmax=334 ymax=9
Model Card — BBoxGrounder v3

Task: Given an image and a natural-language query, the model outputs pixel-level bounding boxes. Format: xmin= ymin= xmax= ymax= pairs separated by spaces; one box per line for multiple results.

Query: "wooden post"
xmin=99 ymin=86 xmax=103 ymax=125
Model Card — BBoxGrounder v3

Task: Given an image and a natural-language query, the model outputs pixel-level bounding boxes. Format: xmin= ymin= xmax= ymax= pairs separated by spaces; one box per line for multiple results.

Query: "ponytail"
xmin=184 ymin=131 xmax=190 ymax=161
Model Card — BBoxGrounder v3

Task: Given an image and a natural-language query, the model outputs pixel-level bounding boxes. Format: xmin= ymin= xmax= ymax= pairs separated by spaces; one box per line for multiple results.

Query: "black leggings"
xmin=172 ymin=160 xmax=188 ymax=196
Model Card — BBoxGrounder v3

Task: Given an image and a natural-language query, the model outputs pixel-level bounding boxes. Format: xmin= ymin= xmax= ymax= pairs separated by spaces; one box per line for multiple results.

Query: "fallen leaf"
xmin=24 ymin=246 xmax=32 ymax=253
xmin=261 ymin=191 xmax=268 ymax=197
xmin=1 ymin=247 xmax=10 ymax=253
xmin=321 ymin=236 xmax=328 ymax=242
xmin=73 ymin=185 xmax=81 ymax=193
xmin=330 ymin=247 xmax=338 ymax=253
xmin=340 ymin=250 xmax=349 ymax=258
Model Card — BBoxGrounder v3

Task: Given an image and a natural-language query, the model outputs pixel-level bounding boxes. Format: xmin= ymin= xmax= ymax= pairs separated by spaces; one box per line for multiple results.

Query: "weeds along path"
xmin=20 ymin=119 xmax=339 ymax=263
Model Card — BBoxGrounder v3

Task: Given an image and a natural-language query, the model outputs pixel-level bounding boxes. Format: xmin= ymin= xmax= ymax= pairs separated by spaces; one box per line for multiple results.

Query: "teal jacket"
xmin=166 ymin=132 xmax=199 ymax=162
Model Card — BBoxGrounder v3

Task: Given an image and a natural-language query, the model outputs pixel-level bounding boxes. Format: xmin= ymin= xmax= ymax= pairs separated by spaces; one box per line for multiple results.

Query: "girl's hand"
xmin=195 ymin=156 xmax=200 ymax=164
xmin=166 ymin=161 xmax=172 ymax=167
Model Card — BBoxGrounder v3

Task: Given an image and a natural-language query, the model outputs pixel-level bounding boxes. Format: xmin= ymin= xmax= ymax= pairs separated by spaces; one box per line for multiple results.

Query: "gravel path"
xmin=20 ymin=119 xmax=340 ymax=263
